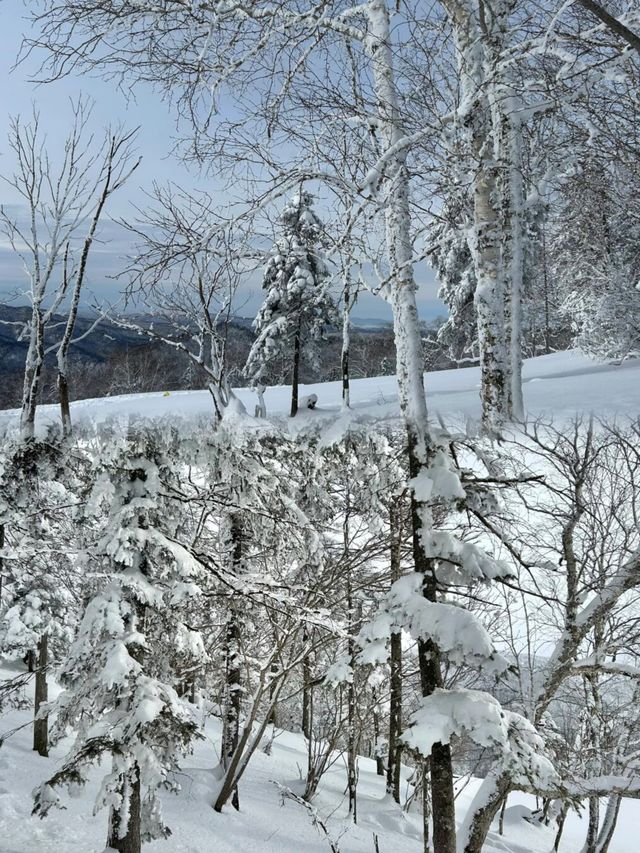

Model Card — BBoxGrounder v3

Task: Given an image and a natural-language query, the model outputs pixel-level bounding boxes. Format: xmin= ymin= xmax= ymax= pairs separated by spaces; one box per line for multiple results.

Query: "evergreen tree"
xmin=34 ymin=431 xmax=206 ymax=853
xmin=0 ymin=435 xmax=78 ymax=757
xmin=428 ymin=190 xmax=478 ymax=365
xmin=245 ymin=192 xmax=335 ymax=416
xmin=551 ymin=155 xmax=640 ymax=361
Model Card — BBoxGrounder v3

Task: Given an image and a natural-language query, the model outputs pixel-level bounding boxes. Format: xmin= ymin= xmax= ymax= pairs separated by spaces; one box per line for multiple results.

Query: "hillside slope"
xmin=1 ymin=351 xmax=638 ymax=853
xmin=1 ymin=349 xmax=638 ymax=432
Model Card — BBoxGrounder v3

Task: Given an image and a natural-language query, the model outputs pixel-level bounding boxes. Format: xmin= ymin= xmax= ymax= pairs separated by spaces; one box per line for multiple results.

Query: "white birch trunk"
xmin=20 ymin=307 xmax=45 ymax=439
xmin=444 ymin=1 xmax=510 ymax=433
xmin=366 ymin=0 xmax=429 ymax=461
xmin=366 ymin=5 xmax=456 ymax=852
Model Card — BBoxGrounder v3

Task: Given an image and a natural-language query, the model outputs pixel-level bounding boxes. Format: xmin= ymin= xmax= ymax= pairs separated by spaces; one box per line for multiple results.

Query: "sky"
xmin=0 ymin=1 xmax=445 ymax=322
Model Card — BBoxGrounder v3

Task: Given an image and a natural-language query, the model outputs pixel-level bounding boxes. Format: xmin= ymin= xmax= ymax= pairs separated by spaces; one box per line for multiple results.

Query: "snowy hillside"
xmin=1 ymin=350 xmax=638 ymax=432
xmin=1 ymin=663 xmax=638 ymax=853
xmin=1 ymin=351 xmax=639 ymax=853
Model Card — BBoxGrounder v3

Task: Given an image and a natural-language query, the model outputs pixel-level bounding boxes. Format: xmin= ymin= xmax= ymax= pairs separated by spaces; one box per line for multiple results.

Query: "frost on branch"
xmin=402 ymin=688 xmax=558 ymax=790
xmin=357 ymin=573 xmax=508 ymax=673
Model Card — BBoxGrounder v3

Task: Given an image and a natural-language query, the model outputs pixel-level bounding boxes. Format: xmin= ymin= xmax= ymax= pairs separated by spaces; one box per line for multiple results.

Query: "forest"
xmin=0 ymin=2 xmax=639 ymax=853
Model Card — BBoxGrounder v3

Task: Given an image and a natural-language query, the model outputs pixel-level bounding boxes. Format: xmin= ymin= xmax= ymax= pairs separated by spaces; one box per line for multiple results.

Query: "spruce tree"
xmin=245 ymin=192 xmax=335 ymax=416
xmin=34 ymin=430 xmax=205 ymax=853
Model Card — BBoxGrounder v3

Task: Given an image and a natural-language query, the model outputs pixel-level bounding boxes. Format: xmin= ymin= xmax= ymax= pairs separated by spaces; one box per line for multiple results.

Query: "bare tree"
xmin=121 ymin=185 xmax=249 ymax=421
xmin=0 ymin=98 xmax=139 ymax=437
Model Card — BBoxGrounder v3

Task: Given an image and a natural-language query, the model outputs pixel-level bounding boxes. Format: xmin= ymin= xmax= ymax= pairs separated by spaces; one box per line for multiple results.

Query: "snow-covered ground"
xmin=1 ymin=350 xmax=639 ymax=852
xmin=0 ymin=664 xmax=637 ymax=853
xmin=0 ymin=670 xmax=640 ymax=853
xmin=1 ymin=350 xmax=638 ymax=433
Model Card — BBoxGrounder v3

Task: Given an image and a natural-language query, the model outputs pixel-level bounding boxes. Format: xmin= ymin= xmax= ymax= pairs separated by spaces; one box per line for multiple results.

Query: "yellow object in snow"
xmin=163 ymin=391 xmax=170 ymax=397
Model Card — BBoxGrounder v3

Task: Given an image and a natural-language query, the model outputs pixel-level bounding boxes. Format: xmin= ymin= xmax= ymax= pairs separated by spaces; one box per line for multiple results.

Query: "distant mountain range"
xmin=0 ymin=306 xmax=399 ymax=378
xmin=0 ymin=306 xmax=397 ymax=375
xmin=0 ymin=305 xmax=164 ymax=374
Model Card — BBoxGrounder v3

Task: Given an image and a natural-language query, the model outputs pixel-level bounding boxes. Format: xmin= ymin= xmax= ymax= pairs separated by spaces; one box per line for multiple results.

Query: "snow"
xmin=0 ymin=662 xmax=638 ymax=853
xmin=1 ymin=350 xmax=638 ymax=435
xmin=358 ymin=573 xmax=508 ymax=671
xmin=1 ymin=350 xmax=640 ymax=851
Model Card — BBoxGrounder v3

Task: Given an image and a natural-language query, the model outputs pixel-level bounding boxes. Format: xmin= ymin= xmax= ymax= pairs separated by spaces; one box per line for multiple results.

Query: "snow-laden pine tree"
xmin=551 ymin=155 xmax=640 ymax=361
xmin=245 ymin=191 xmax=335 ymax=417
xmin=351 ymin=425 xmax=563 ymax=853
xmin=0 ymin=435 xmax=78 ymax=757
xmin=428 ymin=190 xmax=478 ymax=366
xmin=34 ymin=430 xmax=206 ymax=853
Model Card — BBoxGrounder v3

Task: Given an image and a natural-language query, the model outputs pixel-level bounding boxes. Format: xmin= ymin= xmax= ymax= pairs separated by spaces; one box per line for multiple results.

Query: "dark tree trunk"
xmin=347 ymin=678 xmax=357 ymax=821
xmin=33 ymin=634 xmax=49 ymax=757
xmin=342 ymin=340 xmax=350 ymax=409
xmin=553 ymin=802 xmax=569 ymax=852
xmin=0 ymin=523 xmax=4 ymax=604
xmin=290 ymin=322 xmax=301 ymax=417
xmin=387 ymin=503 xmax=403 ymax=803
xmin=410 ymin=434 xmax=456 ymax=853
xmin=584 ymin=795 xmax=600 ymax=853
xmin=346 ymin=545 xmax=358 ymax=821
xmin=422 ymin=766 xmax=431 ymax=853
xmin=107 ymin=765 xmax=141 ymax=853
xmin=498 ymin=794 xmax=507 ymax=835
xmin=301 ymin=625 xmax=312 ymax=741
xmin=221 ymin=514 xmax=243 ymax=811
xmin=266 ymin=623 xmax=280 ymax=730
xmin=542 ymin=225 xmax=551 ymax=355
xmin=372 ymin=694 xmax=385 ymax=777
xmin=58 ymin=370 xmax=72 ymax=438
xmin=341 ymin=274 xmax=352 ymax=409
xmin=21 ymin=312 xmax=45 ymax=439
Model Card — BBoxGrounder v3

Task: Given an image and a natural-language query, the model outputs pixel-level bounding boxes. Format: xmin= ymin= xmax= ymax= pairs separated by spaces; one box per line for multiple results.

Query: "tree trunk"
xmin=0 ymin=523 xmax=4 ymax=605
xmin=415 ymin=561 xmax=456 ymax=851
xmin=290 ymin=320 xmax=301 ymax=417
xmin=107 ymin=765 xmax=141 ymax=853
xmin=387 ymin=503 xmax=403 ymax=803
xmin=457 ymin=769 xmax=512 ymax=853
xmin=372 ymin=691 xmax=385 ymax=777
xmin=220 ymin=514 xmax=243 ymax=811
xmin=58 ymin=369 xmax=72 ymax=438
xmin=498 ymin=794 xmax=507 ymax=835
xmin=347 ymin=680 xmax=357 ymax=820
xmin=413 ymin=490 xmax=456 ymax=853
xmin=346 ymin=517 xmax=358 ymax=821
xmin=33 ymin=633 xmax=49 ymax=757
xmin=444 ymin=1 xmax=510 ymax=434
xmin=341 ymin=267 xmax=353 ymax=410
xmin=506 ymin=114 xmax=524 ymax=421
xmin=595 ymin=794 xmax=621 ymax=853
xmin=422 ymin=766 xmax=431 ymax=853
xmin=21 ymin=310 xmax=45 ymax=439
xmin=215 ymin=675 xmax=288 ymax=812
xmin=542 ymin=224 xmax=551 ymax=354
xmin=301 ymin=627 xmax=312 ymax=741
xmin=554 ymin=802 xmax=569 ymax=852
xmin=583 ymin=794 xmax=600 ymax=853
xmin=367 ymin=3 xmax=456 ymax=850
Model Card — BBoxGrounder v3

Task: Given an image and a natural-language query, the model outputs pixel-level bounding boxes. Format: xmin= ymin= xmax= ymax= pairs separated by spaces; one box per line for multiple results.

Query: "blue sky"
xmin=0 ymin=1 xmax=444 ymax=322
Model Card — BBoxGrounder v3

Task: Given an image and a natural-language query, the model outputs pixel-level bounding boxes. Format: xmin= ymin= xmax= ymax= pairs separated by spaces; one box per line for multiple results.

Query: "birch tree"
xmin=0 ymin=99 xmax=138 ymax=438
